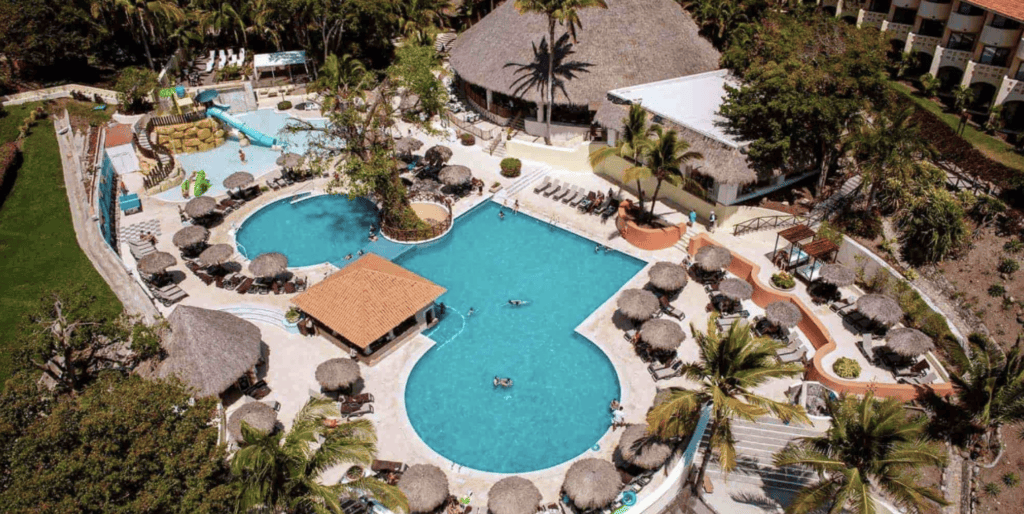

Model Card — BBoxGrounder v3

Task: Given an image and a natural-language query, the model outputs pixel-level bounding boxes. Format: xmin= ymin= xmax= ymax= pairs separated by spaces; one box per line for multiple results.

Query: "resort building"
xmin=826 ymin=0 xmax=1024 ymax=126
xmin=291 ymin=253 xmax=447 ymax=363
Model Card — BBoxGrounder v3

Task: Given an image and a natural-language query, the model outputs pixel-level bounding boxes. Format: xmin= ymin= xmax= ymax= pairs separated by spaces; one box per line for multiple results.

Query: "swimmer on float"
xmin=507 ymin=299 xmax=528 ymax=306
xmin=493 ymin=376 xmax=513 ymax=388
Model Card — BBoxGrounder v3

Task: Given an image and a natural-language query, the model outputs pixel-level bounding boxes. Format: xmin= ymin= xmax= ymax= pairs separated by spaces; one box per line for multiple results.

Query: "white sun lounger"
xmin=543 ymin=179 xmax=562 ymax=198
xmin=649 ymin=360 xmax=683 ymax=381
xmin=569 ymin=188 xmax=587 ymax=207
xmin=778 ymin=349 xmax=807 ymax=364
xmin=533 ymin=176 xmax=552 ymax=194
xmin=562 ymin=186 xmax=580 ymax=204
xmin=552 ymin=183 xmax=572 ymax=201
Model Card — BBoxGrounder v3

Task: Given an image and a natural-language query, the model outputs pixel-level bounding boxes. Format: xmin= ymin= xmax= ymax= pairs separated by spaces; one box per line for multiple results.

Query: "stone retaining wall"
xmin=2 ymin=85 xmax=118 ymax=106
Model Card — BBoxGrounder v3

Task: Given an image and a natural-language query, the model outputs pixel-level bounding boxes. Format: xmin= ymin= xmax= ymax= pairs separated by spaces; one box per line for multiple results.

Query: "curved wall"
xmin=615 ymin=202 xmax=685 ymax=250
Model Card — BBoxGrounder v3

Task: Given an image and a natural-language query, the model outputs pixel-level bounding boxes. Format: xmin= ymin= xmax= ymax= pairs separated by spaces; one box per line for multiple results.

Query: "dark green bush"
xmin=277 ymin=100 xmax=293 ymax=111
xmin=988 ymin=284 xmax=1006 ymax=297
xmin=835 ymin=209 xmax=883 ymax=240
xmin=460 ymin=133 xmax=475 ymax=146
xmin=998 ymin=258 xmax=1019 ymax=274
xmin=500 ymin=157 xmax=522 ymax=178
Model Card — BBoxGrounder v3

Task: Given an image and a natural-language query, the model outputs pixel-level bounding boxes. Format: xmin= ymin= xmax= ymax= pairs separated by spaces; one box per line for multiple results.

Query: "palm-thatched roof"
xmin=487 ymin=476 xmax=542 ymax=514
xmin=616 ymin=288 xmax=660 ymax=321
xmin=439 ymin=165 xmax=472 ymax=186
xmin=137 ymin=251 xmax=176 ymax=274
xmin=156 ymin=306 xmax=262 ymax=398
xmin=818 ymin=263 xmax=856 ymax=287
xmin=396 ymin=137 xmax=424 ymax=154
xmin=276 ymin=152 xmax=305 ymax=168
xmin=172 ymin=225 xmax=209 ymax=248
xmin=398 ymin=464 xmax=449 ymax=513
xmin=223 ymin=171 xmax=254 ymax=189
xmin=617 ymin=424 xmax=672 ymax=470
xmin=424 ymin=145 xmax=453 ymax=166
xmin=640 ymin=319 xmax=685 ymax=351
xmin=450 ymin=0 xmax=719 ymax=107
xmin=856 ymin=294 xmax=903 ymax=326
xmin=886 ymin=327 xmax=935 ymax=357
xmin=314 ymin=358 xmax=361 ymax=390
xmin=249 ymin=252 xmax=288 ymax=277
xmin=765 ymin=301 xmax=802 ymax=328
xmin=694 ymin=246 xmax=732 ymax=271
xmin=228 ymin=401 xmax=277 ymax=442
xmin=648 ymin=261 xmax=687 ymax=291
xmin=562 ymin=459 xmax=621 ymax=510
xmin=184 ymin=196 xmax=217 ymax=218
xmin=718 ymin=278 xmax=753 ymax=301
xmin=197 ymin=244 xmax=234 ymax=268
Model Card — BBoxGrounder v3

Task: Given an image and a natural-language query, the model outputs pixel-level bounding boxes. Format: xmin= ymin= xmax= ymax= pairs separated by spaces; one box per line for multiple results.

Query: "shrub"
xmin=983 ymin=482 xmax=1001 ymax=497
xmin=771 ymin=272 xmax=795 ymax=289
xmin=817 ymin=221 xmax=844 ymax=246
xmin=500 ymin=157 xmax=522 ymax=178
xmin=114 ymin=66 xmax=159 ymax=114
xmin=989 ymin=284 xmax=1006 ymax=297
xmin=899 ymin=188 xmax=969 ymax=263
xmin=1002 ymin=472 xmax=1020 ymax=487
xmin=285 ymin=307 xmax=301 ymax=323
xmin=918 ymin=312 xmax=949 ymax=341
xmin=832 ymin=357 xmax=861 ymax=379
xmin=460 ymin=133 xmax=475 ymax=146
xmin=277 ymin=100 xmax=293 ymax=111
xmin=998 ymin=258 xmax=1019 ymax=274
xmin=1004 ymin=239 xmax=1024 ymax=253
xmin=919 ymin=73 xmax=940 ymax=98
xmin=835 ymin=209 xmax=882 ymax=239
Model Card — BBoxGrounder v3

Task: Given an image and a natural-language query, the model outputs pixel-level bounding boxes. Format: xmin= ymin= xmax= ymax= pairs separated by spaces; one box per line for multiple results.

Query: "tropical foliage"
xmin=898 ymin=187 xmax=969 ymax=263
xmin=589 ymin=103 xmax=652 ymax=210
xmin=632 ymin=125 xmax=703 ymax=220
xmin=940 ymin=336 xmax=1024 ymax=450
xmin=114 ymin=66 xmax=159 ymax=114
xmin=851 ymin=106 xmax=935 ymax=214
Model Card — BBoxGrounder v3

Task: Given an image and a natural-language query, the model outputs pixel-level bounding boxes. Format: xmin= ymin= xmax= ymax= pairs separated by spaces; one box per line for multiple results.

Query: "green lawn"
xmin=0 ymin=102 xmax=122 ymax=384
xmin=891 ymin=82 xmax=1024 ymax=173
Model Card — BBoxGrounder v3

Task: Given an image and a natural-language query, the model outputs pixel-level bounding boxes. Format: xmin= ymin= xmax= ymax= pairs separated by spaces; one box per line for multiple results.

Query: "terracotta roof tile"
xmin=967 ymin=0 xmax=1024 ymax=22
xmin=104 ymin=124 xmax=134 ymax=148
xmin=291 ymin=254 xmax=446 ymax=348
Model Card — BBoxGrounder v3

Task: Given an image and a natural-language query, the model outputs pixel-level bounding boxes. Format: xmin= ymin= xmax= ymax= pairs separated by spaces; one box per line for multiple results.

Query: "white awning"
xmin=252 ymin=51 xmax=308 ymax=70
xmin=106 ymin=144 xmax=140 ymax=175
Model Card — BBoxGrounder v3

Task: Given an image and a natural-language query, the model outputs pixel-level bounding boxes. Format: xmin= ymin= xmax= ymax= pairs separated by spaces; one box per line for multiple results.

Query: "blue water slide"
xmin=206 ymin=106 xmax=278 ymax=147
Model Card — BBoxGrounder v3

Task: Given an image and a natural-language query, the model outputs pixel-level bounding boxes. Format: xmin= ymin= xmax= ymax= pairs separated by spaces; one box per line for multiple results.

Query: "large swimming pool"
xmin=400 ymin=202 xmax=645 ymax=473
xmin=157 ymin=109 xmax=325 ymax=201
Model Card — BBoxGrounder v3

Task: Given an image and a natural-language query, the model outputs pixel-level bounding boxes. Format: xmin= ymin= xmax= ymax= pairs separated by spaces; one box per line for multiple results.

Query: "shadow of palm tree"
xmin=504 ymin=33 xmax=594 ymax=105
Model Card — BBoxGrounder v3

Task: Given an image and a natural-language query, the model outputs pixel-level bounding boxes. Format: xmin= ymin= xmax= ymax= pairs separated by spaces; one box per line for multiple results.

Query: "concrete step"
xmin=704 ymin=465 xmax=812 ymax=493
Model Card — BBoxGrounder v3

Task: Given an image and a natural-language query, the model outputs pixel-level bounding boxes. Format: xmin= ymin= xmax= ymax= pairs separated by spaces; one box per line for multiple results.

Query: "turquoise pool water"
xmin=400 ymin=202 xmax=645 ymax=473
xmin=235 ymin=195 xmax=379 ymax=267
xmin=157 ymin=109 xmax=325 ymax=201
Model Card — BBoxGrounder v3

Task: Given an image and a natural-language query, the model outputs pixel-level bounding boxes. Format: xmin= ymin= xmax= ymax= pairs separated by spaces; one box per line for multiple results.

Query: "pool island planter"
xmin=614 ymin=202 xmax=686 ymax=251
xmin=381 ymin=192 xmax=454 ymax=244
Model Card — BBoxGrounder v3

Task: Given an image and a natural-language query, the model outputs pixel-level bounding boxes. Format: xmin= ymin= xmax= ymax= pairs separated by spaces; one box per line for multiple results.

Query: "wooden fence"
xmin=149 ymin=110 xmax=207 ymax=127
xmin=381 ymin=192 xmax=453 ymax=242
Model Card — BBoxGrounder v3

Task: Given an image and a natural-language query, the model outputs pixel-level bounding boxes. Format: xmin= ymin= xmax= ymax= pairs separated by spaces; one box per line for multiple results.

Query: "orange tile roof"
xmin=104 ymin=124 xmax=134 ymax=148
xmin=966 ymin=0 xmax=1024 ymax=22
xmin=291 ymin=253 xmax=446 ymax=348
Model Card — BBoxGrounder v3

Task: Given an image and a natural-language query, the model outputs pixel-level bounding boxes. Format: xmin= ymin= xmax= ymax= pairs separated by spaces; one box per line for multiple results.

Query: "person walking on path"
xmin=708 ymin=211 xmax=717 ymax=233
xmin=688 ymin=209 xmax=697 ymax=228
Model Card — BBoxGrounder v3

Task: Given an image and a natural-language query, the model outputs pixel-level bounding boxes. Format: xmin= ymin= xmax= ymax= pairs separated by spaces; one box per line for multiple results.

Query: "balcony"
xmin=947 ymin=12 xmax=985 ymax=33
xmin=859 ymin=10 xmax=887 ymax=29
xmin=918 ymin=0 xmax=951 ymax=21
xmin=882 ymin=21 xmax=913 ymax=41
xmin=980 ymin=25 xmax=1022 ymax=48
xmin=892 ymin=0 xmax=920 ymax=8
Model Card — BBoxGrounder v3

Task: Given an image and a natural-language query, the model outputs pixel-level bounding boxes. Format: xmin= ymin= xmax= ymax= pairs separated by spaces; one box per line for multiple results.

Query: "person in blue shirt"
xmin=688 ymin=209 xmax=697 ymax=227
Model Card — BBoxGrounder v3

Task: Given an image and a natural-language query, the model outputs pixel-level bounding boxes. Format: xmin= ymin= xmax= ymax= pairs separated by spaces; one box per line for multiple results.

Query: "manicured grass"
xmin=0 ymin=102 xmax=121 ymax=384
xmin=891 ymin=81 xmax=1024 ymax=173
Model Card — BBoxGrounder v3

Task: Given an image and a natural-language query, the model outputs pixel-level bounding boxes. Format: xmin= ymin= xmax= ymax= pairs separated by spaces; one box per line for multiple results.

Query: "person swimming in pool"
xmin=344 ymin=254 xmax=353 ymax=260
xmin=493 ymin=376 xmax=513 ymax=388
xmin=357 ymin=249 xmax=365 ymax=256
xmin=467 ymin=307 xmax=475 ymax=316
xmin=499 ymin=211 xmax=505 ymax=220
xmin=508 ymin=300 xmax=527 ymax=306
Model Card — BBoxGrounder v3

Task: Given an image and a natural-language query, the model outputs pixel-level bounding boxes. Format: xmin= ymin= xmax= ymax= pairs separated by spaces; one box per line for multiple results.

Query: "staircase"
xmin=134 ymin=114 xmax=175 ymax=188
xmin=673 ymin=225 xmax=698 ymax=254
xmin=489 ymin=111 xmax=526 ymax=157
xmin=435 ymin=32 xmax=457 ymax=53
xmin=732 ymin=174 xmax=862 ymax=237
xmin=494 ymin=164 xmax=552 ymax=202
xmin=219 ymin=305 xmax=288 ymax=330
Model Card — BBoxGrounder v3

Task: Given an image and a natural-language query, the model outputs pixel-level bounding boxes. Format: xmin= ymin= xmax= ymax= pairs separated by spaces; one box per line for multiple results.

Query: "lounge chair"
xmin=577 ymin=191 xmax=596 ymax=210
xmin=648 ymin=360 xmax=683 ymax=381
xmin=857 ymin=333 xmax=876 ymax=362
xmin=344 ymin=404 xmax=374 ymax=418
xmin=623 ymin=328 xmax=638 ymax=343
xmin=371 ymin=460 xmax=407 ymax=474
xmin=343 ymin=393 xmax=374 ymax=404
xmin=774 ymin=339 xmax=804 ymax=358
xmin=542 ymin=179 xmax=562 ymax=198
xmin=600 ymin=201 xmax=619 ymax=220
xmin=284 ymin=282 xmax=296 ymax=294
xmin=900 ymin=371 xmax=938 ymax=386
xmin=235 ymin=277 xmax=254 ymax=294
xmin=660 ymin=296 xmax=685 ymax=320
xmin=197 ymin=272 xmax=215 ymax=286
xmin=778 ymin=349 xmax=808 ymax=364
xmin=569 ymin=189 xmax=587 ymax=207
xmin=830 ymin=298 xmax=855 ymax=313
xmin=551 ymin=183 xmax=571 ymax=201
xmin=533 ymin=176 xmax=552 ymax=194
xmin=153 ymin=285 xmax=187 ymax=306
xmin=561 ymin=186 xmax=580 ymax=204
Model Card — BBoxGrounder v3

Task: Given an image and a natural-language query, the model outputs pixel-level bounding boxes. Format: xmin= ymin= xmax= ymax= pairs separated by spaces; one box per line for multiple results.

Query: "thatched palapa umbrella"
xmin=276 ymin=152 xmax=305 ymax=168
xmin=640 ymin=318 xmax=685 ymax=351
xmin=765 ymin=301 xmax=802 ymax=329
xmin=718 ymin=278 xmax=753 ymax=301
xmin=228 ymin=401 xmax=278 ymax=442
xmin=617 ymin=288 xmax=660 ymax=321
xmin=223 ymin=171 xmax=254 ymax=190
xmin=648 ymin=261 xmax=688 ymax=292
xmin=818 ymin=263 xmax=855 ymax=287
xmin=617 ymin=424 xmax=672 ymax=470
xmin=397 ymin=464 xmax=449 ymax=513
xmin=694 ymin=246 xmax=732 ymax=271
xmin=249 ymin=252 xmax=288 ymax=277
xmin=314 ymin=358 xmax=361 ymax=391
xmin=395 ymin=136 xmax=424 ymax=155
xmin=424 ymin=145 xmax=453 ymax=167
xmin=488 ymin=476 xmax=542 ymax=514
xmin=172 ymin=225 xmax=209 ymax=248
xmin=886 ymin=327 xmax=935 ymax=357
xmin=137 ymin=251 xmax=176 ymax=275
xmin=856 ymin=294 xmax=903 ymax=326
xmin=184 ymin=195 xmax=217 ymax=218
xmin=562 ymin=459 xmax=621 ymax=510
xmin=439 ymin=165 xmax=472 ymax=186
xmin=197 ymin=244 xmax=234 ymax=268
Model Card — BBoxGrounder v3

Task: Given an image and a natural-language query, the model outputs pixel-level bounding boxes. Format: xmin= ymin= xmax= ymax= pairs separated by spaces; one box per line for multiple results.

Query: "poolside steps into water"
xmin=494 ymin=164 xmax=552 ymax=202
xmin=220 ymin=305 xmax=289 ymax=330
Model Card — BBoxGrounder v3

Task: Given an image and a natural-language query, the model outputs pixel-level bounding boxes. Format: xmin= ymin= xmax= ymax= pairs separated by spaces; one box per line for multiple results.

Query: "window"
xmin=991 ymin=15 xmax=1022 ymax=30
xmin=893 ymin=7 xmax=916 ymax=25
xmin=918 ymin=19 xmax=945 ymax=38
xmin=955 ymin=3 xmax=984 ymax=16
xmin=868 ymin=0 xmax=891 ymax=13
xmin=979 ymin=45 xmax=1012 ymax=67
xmin=947 ymin=32 xmax=977 ymax=51
xmin=1016 ymin=66 xmax=1024 ymax=81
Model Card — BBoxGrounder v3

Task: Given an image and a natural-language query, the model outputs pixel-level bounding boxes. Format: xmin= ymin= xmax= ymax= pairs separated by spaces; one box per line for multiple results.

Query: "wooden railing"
xmin=446 ymin=112 xmax=501 ymax=141
xmin=381 ymin=192 xmax=454 ymax=242
xmin=135 ymin=115 xmax=176 ymax=189
xmin=733 ymin=214 xmax=807 ymax=236
xmin=150 ymin=109 xmax=207 ymax=127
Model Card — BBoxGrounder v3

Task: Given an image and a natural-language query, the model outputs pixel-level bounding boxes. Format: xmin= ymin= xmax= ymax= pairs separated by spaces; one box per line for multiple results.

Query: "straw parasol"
xmin=617 ymin=424 xmax=673 ymax=470
xmin=424 ymin=145 xmax=453 ymax=166
xmin=223 ymin=171 xmax=254 ymax=190
xmin=228 ymin=401 xmax=277 ymax=442
xmin=276 ymin=152 xmax=305 ymax=168
xmin=249 ymin=252 xmax=288 ymax=277
xmin=197 ymin=244 xmax=234 ymax=268
xmin=184 ymin=196 xmax=217 ymax=218
xmin=396 ymin=136 xmax=424 ymax=155
xmin=137 ymin=251 xmax=176 ymax=274
xmin=886 ymin=327 xmax=935 ymax=357
xmin=718 ymin=278 xmax=753 ymax=301
xmin=156 ymin=305 xmax=262 ymax=397
xmin=616 ymin=288 xmax=660 ymax=321
xmin=172 ymin=225 xmax=209 ymax=248
xmin=648 ymin=262 xmax=688 ymax=291
xmin=694 ymin=246 xmax=732 ymax=271
xmin=640 ymin=319 xmax=685 ymax=351
xmin=818 ymin=263 xmax=855 ymax=287
xmin=562 ymin=459 xmax=621 ymax=510
xmin=439 ymin=165 xmax=472 ymax=186
xmin=856 ymin=294 xmax=903 ymax=326
xmin=314 ymin=358 xmax=361 ymax=391
xmin=488 ymin=476 xmax=543 ymax=514
xmin=765 ymin=301 xmax=802 ymax=328
xmin=397 ymin=464 xmax=449 ymax=513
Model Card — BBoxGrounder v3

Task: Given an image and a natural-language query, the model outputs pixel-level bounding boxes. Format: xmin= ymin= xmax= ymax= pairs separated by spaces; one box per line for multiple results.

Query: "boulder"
xmin=184 ymin=127 xmax=198 ymax=138
xmin=213 ymin=137 xmax=226 ymax=146
xmin=214 ymin=129 xmax=225 ymax=138
xmin=198 ymin=142 xmax=213 ymax=152
xmin=196 ymin=128 xmax=212 ymax=140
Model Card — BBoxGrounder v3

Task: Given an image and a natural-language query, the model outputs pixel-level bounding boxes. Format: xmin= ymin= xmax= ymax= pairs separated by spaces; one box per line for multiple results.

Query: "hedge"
xmin=277 ymin=101 xmax=293 ymax=111
xmin=500 ymin=157 xmax=522 ymax=178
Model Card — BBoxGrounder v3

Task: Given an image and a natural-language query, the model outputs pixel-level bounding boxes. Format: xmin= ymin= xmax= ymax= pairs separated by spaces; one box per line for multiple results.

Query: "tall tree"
xmin=775 ymin=393 xmax=948 ymax=514
xmin=943 ymin=335 xmax=1024 ymax=449
xmin=636 ymin=125 xmax=703 ymax=219
xmin=589 ymin=103 xmax=651 ymax=211
xmin=231 ymin=397 xmax=409 ymax=514
xmin=196 ymin=0 xmax=247 ymax=47
xmin=851 ymin=106 xmax=934 ymax=213
xmin=514 ymin=0 xmax=608 ymax=145
xmin=395 ymin=0 xmax=449 ymax=39
xmin=91 ymin=0 xmax=185 ymax=70
xmin=312 ymin=53 xmax=370 ymax=112
xmin=646 ymin=318 xmax=807 ymax=494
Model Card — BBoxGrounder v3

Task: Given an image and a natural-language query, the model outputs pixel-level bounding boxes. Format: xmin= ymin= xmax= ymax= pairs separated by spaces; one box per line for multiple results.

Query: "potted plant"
xmin=500 ymin=157 xmax=522 ymax=178
xmin=285 ymin=307 xmax=302 ymax=324
xmin=277 ymin=100 xmax=293 ymax=111
xmin=770 ymin=272 xmax=795 ymax=291
xmin=832 ymin=357 xmax=861 ymax=379
xmin=460 ymin=133 xmax=475 ymax=146
xmin=345 ymin=466 xmax=364 ymax=481
xmin=489 ymin=181 xmax=502 ymax=193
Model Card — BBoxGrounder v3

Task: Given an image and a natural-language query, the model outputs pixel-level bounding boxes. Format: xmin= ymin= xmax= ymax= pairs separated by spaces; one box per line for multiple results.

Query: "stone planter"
xmin=489 ymin=184 xmax=503 ymax=193
xmin=770 ymin=280 xmax=795 ymax=292
xmin=615 ymin=204 xmax=685 ymax=251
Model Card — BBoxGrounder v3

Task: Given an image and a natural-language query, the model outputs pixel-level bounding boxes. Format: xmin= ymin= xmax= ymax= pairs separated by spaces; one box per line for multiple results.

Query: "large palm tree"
xmin=231 ymin=397 xmax=409 ymax=514
xmin=851 ymin=106 xmax=932 ymax=214
xmin=775 ymin=393 xmax=948 ymax=514
xmin=313 ymin=53 xmax=371 ymax=112
xmin=944 ymin=336 xmax=1024 ymax=450
xmin=91 ymin=0 xmax=185 ymax=70
xmin=514 ymin=0 xmax=608 ymax=145
xmin=635 ymin=126 xmax=703 ymax=219
xmin=589 ymin=103 xmax=651 ymax=211
xmin=646 ymin=318 xmax=808 ymax=495
xmin=397 ymin=0 xmax=449 ymax=39
xmin=197 ymin=1 xmax=247 ymax=48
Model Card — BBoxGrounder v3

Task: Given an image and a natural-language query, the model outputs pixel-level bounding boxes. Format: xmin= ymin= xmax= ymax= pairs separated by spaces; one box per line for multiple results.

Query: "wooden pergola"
xmin=772 ymin=224 xmax=816 ymax=270
xmin=796 ymin=238 xmax=840 ymax=282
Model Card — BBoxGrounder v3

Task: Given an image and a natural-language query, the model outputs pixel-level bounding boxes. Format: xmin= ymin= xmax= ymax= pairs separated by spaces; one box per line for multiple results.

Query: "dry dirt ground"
xmin=975 ymin=439 xmax=1024 ymax=512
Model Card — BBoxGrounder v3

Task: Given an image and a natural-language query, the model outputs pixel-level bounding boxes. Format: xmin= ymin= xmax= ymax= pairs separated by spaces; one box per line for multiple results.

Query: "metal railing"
xmin=446 ymin=112 xmax=501 ymax=141
xmin=381 ymin=192 xmax=454 ymax=242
